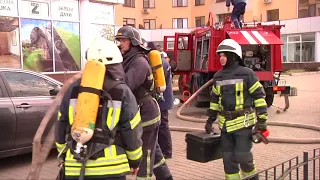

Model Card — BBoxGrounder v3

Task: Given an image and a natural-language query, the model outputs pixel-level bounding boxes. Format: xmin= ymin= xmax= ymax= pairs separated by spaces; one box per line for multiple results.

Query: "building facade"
xmin=0 ymin=0 xmax=319 ymax=79
xmin=0 ymin=0 xmax=121 ymax=80
xmin=115 ymin=0 xmax=320 ymax=64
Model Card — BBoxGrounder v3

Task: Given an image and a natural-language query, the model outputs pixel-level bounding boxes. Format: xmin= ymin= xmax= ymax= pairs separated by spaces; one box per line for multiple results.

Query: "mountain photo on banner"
xmin=53 ymin=21 xmax=80 ymax=72
xmin=21 ymin=19 xmax=53 ymax=72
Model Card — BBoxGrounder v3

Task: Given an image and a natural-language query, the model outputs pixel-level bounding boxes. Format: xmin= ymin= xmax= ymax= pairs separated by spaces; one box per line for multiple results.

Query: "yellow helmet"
xmin=86 ymin=38 xmax=123 ymax=65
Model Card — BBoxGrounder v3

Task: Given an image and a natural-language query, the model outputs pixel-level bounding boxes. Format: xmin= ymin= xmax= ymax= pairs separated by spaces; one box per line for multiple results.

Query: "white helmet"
xmin=216 ymin=39 xmax=242 ymax=59
xmin=160 ymin=52 xmax=168 ymax=58
xmin=86 ymin=38 xmax=123 ymax=65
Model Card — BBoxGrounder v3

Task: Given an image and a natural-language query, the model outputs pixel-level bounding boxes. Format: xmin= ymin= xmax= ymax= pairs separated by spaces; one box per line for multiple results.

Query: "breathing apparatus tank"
xmin=148 ymin=50 xmax=166 ymax=100
xmin=71 ymin=60 xmax=106 ymax=154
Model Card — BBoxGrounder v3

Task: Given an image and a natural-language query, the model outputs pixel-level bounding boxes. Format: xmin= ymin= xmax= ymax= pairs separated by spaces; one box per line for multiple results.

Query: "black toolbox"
xmin=185 ymin=131 xmax=223 ymax=163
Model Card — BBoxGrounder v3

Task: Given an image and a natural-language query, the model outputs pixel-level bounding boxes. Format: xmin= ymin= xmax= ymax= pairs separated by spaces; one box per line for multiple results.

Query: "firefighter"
xmin=205 ymin=39 xmax=267 ymax=180
xmin=226 ymin=0 xmax=247 ymax=28
xmin=55 ymin=39 xmax=143 ymax=180
xmin=147 ymin=42 xmax=174 ymax=159
xmin=115 ymin=26 xmax=173 ymax=180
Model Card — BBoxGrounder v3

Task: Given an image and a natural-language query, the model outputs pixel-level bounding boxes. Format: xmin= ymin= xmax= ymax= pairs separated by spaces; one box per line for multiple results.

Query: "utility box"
xmin=185 ymin=131 xmax=223 ymax=163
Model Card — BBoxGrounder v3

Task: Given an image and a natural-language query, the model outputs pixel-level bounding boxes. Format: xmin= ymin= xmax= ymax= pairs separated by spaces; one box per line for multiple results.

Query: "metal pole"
xmin=303 ymin=152 xmax=309 ymax=180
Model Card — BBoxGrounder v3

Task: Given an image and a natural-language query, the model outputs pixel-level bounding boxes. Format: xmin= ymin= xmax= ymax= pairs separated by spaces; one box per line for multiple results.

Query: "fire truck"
xmin=164 ymin=13 xmax=290 ymax=107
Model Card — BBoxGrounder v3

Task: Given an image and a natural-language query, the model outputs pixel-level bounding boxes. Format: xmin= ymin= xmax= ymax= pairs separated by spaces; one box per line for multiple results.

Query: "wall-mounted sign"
xmin=20 ymin=0 xmax=49 ymax=18
xmin=0 ymin=0 xmax=18 ymax=17
xmin=90 ymin=3 xmax=114 ymax=25
xmin=51 ymin=0 xmax=79 ymax=21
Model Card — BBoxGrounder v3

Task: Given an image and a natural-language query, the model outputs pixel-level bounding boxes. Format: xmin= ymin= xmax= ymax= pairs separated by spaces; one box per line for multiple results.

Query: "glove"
xmin=205 ymin=116 xmax=216 ymax=134
xmin=256 ymin=121 xmax=267 ymax=131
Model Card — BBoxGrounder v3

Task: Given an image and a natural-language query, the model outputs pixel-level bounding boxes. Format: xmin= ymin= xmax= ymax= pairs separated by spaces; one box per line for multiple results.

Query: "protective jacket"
xmin=207 ymin=61 xmax=268 ymax=133
xmin=55 ymin=67 xmax=143 ymax=179
xmin=122 ymin=46 xmax=161 ymax=131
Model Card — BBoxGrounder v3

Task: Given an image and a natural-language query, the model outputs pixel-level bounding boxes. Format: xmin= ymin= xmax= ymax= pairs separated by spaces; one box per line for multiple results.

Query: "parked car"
xmin=0 ymin=68 xmax=63 ymax=158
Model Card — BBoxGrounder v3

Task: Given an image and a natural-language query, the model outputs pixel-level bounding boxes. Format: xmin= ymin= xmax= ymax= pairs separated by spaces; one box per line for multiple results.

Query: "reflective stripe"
xmin=106 ymin=100 xmax=122 ymax=131
xmin=64 ymin=146 xmax=130 ymax=176
xmin=249 ymin=81 xmax=262 ymax=94
xmin=126 ymin=146 xmax=143 ymax=161
xmin=242 ymin=167 xmax=257 ymax=177
xmin=210 ymin=102 xmax=220 ymax=111
xmin=55 ymin=142 xmax=67 ymax=153
xmin=58 ymin=112 xmax=62 ymax=120
xmin=258 ymin=114 xmax=268 ymax=120
xmin=218 ymin=114 xmax=226 ymax=129
xmin=137 ymin=177 xmax=152 ymax=180
xmin=212 ymin=85 xmax=219 ymax=95
xmin=130 ymin=111 xmax=141 ymax=129
xmin=68 ymin=99 xmax=77 ymax=125
xmin=216 ymin=79 xmax=243 ymax=86
xmin=65 ymin=164 xmax=130 ymax=176
xmin=225 ymin=172 xmax=241 ymax=180
xmin=147 ymin=150 xmax=151 ymax=177
xmin=137 ymin=150 xmax=152 ymax=179
xmin=235 ymin=82 xmax=244 ymax=110
xmin=65 ymin=147 xmax=127 ymax=167
xmin=153 ymin=157 xmax=165 ymax=169
xmin=141 ymin=98 xmax=161 ymax=127
xmin=225 ymin=113 xmax=256 ymax=133
xmin=217 ymin=85 xmax=223 ymax=110
xmin=254 ymin=98 xmax=267 ymax=107
xmin=141 ymin=115 xmax=160 ymax=127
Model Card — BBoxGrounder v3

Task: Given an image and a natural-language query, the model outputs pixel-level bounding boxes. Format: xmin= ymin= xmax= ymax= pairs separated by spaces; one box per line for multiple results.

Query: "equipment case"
xmin=185 ymin=131 xmax=223 ymax=163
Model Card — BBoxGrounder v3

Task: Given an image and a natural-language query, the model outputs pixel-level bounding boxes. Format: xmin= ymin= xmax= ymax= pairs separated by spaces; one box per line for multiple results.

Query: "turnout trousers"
xmin=231 ymin=2 xmax=246 ymax=28
xmin=137 ymin=126 xmax=172 ymax=180
xmin=221 ymin=128 xmax=258 ymax=180
xmin=158 ymin=110 xmax=173 ymax=158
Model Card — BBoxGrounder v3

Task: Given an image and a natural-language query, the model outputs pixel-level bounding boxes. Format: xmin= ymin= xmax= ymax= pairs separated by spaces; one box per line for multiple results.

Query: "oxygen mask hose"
xmin=170 ymin=79 xmax=320 ymax=144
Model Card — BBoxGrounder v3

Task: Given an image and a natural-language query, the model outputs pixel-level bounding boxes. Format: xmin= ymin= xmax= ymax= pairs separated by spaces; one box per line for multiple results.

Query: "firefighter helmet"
xmin=85 ymin=38 xmax=123 ymax=65
xmin=216 ymin=39 xmax=242 ymax=59
xmin=115 ymin=26 xmax=144 ymax=46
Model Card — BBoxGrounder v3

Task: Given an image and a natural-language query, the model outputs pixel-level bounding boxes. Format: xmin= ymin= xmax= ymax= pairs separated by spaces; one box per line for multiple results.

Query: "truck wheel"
xmin=265 ymin=93 xmax=274 ymax=107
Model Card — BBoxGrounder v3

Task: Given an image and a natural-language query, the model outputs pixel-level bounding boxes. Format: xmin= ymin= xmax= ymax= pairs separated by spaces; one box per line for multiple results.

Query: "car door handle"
xmin=16 ymin=103 xmax=33 ymax=108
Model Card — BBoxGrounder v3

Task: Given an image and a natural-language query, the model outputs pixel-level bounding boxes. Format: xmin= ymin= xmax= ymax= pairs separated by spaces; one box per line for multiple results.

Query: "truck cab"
xmin=164 ymin=15 xmax=287 ymax=107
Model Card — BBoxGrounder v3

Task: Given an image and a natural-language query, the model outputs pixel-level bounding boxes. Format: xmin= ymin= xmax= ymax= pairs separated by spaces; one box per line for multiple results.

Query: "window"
xmin=195 ymin=16 xmax=205 ymax=27
xmin=173 ymin=18 xmax=188 ymax=28
xmin=123 ymin=18 xmax=136 ymax=27
xmin=298 ymin=0 xmax=320 ymax=17
xmin=53 ymin=21 xmax=81 ymax=72
xmin=267 ymin=9 xmax=279 ymax=21
xmin=144 ymin=19 xmax=156 ymax=29
xmin=177 ymin=36 xmax=189 ymax=49
xmin=282 ymin=33 xmax=316 ymax=63
xmin=173 ymin=0 xmax=188 ymax=7
xmin=3 ymin=71 xmax=57 ymax=97
xmin=217 ymin=13 xmax=232 ymax=23
xmin=20 ymin=19 xmax=53 ymax=72
xmin=123 ymin=0 xmax=135 ymax=7
xmin=195 ymin=0 xmax=205 ymax=6
xmin=144 ymin=0 xmax=155 ymax=8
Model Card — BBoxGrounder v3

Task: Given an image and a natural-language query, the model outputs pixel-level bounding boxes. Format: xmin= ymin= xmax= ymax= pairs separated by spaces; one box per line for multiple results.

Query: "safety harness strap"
xmin=78 ymin=86 xmax=101 ymax=96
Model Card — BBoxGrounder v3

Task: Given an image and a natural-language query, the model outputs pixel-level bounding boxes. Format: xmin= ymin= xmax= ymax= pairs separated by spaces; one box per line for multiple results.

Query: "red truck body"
xmin=164 ymin=14 xmax=288 ymax=107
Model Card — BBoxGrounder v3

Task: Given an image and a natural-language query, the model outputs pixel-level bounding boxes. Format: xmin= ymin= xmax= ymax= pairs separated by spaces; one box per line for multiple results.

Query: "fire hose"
xmin=170 ymin=79 xmax=320 ymax=144
xmin=27 ymin=73 xmax=320 ymax=180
